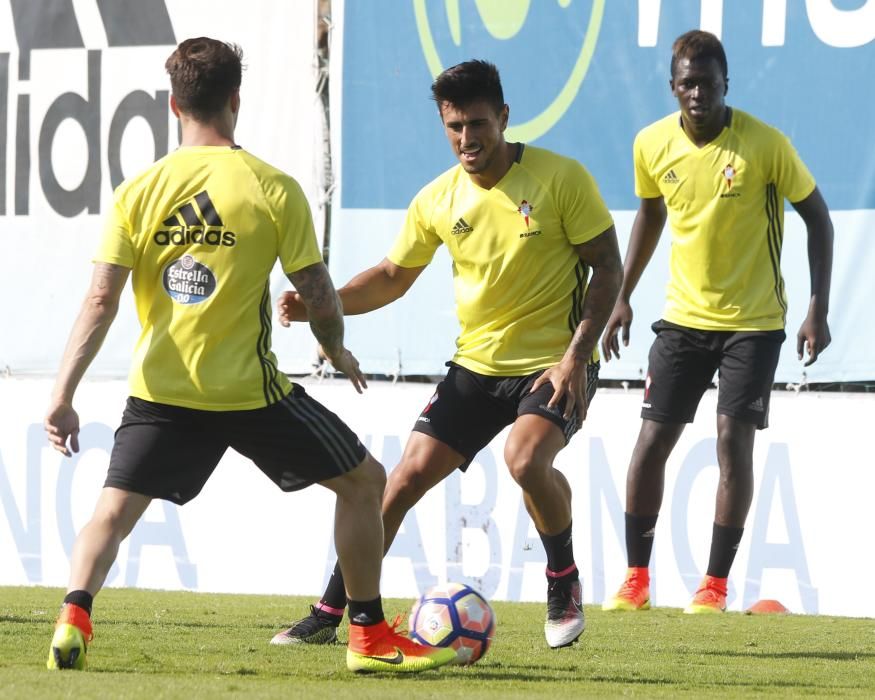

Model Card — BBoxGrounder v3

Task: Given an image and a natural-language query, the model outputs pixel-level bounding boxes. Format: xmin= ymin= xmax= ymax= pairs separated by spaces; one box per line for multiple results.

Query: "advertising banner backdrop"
xmin=0 ymin=0 xmax=321 ymax=375
xmin=2 ymin=376 xmax=873 ymax=618
xmin=331 ymin=0 xmax=875 ymax=382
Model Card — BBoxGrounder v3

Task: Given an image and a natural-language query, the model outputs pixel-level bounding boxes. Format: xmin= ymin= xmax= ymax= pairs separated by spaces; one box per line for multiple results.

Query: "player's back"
xmin=99 ymin=146 xmax=321 ymax=410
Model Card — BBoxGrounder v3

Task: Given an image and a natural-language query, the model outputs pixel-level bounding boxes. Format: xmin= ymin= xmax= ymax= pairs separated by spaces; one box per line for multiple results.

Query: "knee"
xmin=504 ymin=444 xmax=542 ymax=489
xmin=385 ymin=461 xmax=433 ymax=508
xmin=341 ymin=454 xmax=386 ymax=503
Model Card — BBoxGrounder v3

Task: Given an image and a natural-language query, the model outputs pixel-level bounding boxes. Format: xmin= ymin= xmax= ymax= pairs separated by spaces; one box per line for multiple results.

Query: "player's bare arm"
xmin=601 ymin=196 xmax=667 ymax=361
xmin=45 ymin=262 xmax=130 ymax=457
xmin=278 ymin=258 xmax=426 ymax=326
xmin=532 ymin=225 xmax=623 ymax=420
xmin=287 ymin=262 xmax=367 ymax=393
xmin=791 ymin=186 xmax=834 ymax=366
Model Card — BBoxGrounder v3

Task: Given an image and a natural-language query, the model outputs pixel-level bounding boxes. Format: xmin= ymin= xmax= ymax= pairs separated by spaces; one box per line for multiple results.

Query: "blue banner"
xmin=341 ymin=0 xmax=875 ymax=211
xmin=333 ymin=0 xmax=875 ymax=382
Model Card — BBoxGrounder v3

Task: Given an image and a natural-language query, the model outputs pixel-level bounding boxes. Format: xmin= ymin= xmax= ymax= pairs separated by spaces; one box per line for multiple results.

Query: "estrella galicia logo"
xmin=163 ymin=254 xmax=216 ymax=305
xmin=413 ymin=0 xmax=605 ymax=142
xmin=154 ymin=191 xmax=237 ymax=247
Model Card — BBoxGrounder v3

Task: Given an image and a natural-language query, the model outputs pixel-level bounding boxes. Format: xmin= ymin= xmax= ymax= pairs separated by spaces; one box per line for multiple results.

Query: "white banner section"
xmin=0 ymin=0 xmax=320 ymax=375
xmin=1 ymin=377 xmax=872 ymax=618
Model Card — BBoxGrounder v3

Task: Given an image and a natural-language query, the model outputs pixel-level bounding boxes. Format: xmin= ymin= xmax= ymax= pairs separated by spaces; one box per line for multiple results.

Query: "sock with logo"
xmin=317 ymin=562 xmax=348 ymax=618
xmin=347 ymin=596 xmax=385 ymax=627
xmin=625 ymin=513 xmax=659 ymax=568
xmin=539 ymin=521 xmax=577 ymax=581
xmin=62 ymin=590 xmax=93 ymax=617
xmin=706 ymin=523 xmax=745 ymax=578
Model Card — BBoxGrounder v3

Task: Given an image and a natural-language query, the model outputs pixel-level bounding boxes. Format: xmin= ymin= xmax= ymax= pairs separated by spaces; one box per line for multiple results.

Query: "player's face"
xmin=671 ymin=57 xmax=727 ymax=136
xmin=440 ymin=99 xmax=509 ymax=182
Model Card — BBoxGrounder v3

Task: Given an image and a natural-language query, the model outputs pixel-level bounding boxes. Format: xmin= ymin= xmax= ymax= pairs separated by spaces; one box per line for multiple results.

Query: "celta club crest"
xmin=518 ymin=200 xmax=534 ymax=227
xmin=723 ymin=164 xmax=736 ymax=189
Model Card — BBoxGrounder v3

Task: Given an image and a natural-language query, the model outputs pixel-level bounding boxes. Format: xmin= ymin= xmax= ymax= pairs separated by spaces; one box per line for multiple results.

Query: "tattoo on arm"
xmin=288 ymin=263 xmax=345 ymax=353
xmin=571 ymin=227 xmax=623 ymax=360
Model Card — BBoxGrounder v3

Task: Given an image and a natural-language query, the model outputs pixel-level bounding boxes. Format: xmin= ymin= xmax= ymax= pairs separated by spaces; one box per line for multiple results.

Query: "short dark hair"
xmin=431 ymin=59 xmax=504 ymax=114
xmin=671 ymin=30 xmax=728 ymax=81
xmin=165 ymin=37 xmax=243 ymax=121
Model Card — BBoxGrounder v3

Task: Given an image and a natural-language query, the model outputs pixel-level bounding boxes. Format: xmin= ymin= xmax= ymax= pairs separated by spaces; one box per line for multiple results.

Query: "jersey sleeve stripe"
xmin=764 ymin=183 xmax=788 ymax=324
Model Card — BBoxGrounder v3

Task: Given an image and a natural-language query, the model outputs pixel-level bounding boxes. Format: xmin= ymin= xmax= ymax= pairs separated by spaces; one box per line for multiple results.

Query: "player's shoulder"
xmin=519 ymin=144 xmax=584 ymax=174
xmin=635 ymin=112 xmax=682 ymax=148
xmin=411 ymin=163 xmax=465 ymax=207
xmin=729 ymin=108 xmax=790 ymax=145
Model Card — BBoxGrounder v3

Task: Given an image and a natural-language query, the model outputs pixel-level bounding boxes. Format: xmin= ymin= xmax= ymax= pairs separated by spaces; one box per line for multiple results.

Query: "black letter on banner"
xmin=15 ymin=93 xmax=29 ymax=216
xmin=96 ymin=0 xmax=176 ymax=46
xmin=108 ymin=90 xmax=170 ymax=189
xmin=0 ymin=54 xmax=8 ymax=215
xmin=9 ymin=0 xmax=84 ymax=80
xmin=38 ymin=50 xmax=101 ymax=218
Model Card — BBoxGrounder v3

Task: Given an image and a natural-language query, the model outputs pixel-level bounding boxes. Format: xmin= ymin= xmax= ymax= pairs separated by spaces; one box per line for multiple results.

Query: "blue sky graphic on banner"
xmin=342 ymin=0 xmax=875 ymax=211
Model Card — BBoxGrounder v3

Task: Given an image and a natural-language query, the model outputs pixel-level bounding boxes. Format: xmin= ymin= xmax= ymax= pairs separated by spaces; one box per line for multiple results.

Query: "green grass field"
xmin=1 ymin=586 xmax=873 ymax=698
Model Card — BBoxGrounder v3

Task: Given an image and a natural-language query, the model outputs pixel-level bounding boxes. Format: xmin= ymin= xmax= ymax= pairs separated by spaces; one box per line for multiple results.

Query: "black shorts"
xmin=642 ymin=320 xmax=786 ymax=429
xmin=412 ymin=361 xmax=599 ymax=470
xmin=105 ymin=385 xmax=367 ymax=505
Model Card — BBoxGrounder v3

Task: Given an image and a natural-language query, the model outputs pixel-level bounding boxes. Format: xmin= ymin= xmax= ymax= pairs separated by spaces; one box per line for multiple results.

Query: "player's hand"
xmin=797 ymin=311 xmax=831 ymax=367
xmin=320 ymin=346 xmax=368 ymax=394
xmin=277 ymin=291 xmax=308 ymax=327
xmin=601 ymin=299 xmax=633 ymax=362
xmin=530 ymin=356 xmax=589 ymax=421
xmin=44 ymin=400 xmax=80 ymax=457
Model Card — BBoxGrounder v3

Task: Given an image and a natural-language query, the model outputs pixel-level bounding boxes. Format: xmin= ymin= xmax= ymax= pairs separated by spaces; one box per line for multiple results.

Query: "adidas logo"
xmin=662 ymin=169 xmax=680 ymax=184
xmin=153 ymin=191 xmax=237 ymax=247
xmin=451 ymin=217 xmax=474 ymax=235
xmin=747 ymin=397 xmax=765 ymax=412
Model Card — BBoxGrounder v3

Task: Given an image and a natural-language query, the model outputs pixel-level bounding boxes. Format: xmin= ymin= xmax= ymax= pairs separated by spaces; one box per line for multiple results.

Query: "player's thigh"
xmin=411 ymin=365 xmax=514 ymax=471
xmin=516 ymin=361 xmax=600 ymax=445
xmin=717 ymin=330 xmax=785 ymax=429
xmin=642 ymin=320 xmax=719 ymax=424
xmin=227 ymin=385 xmax=368 ymax=492
xmin=105 ymin=398 xmax=227 ymax=505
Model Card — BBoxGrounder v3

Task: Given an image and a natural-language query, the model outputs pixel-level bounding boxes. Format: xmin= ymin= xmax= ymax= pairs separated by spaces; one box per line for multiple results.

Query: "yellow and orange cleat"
xmin=346 ymin=617 xmax=456 ymax=673
xmin=47 ymin=604 xmax=93 ymax=670
xmin=684 ymin=575 xmax=728 ymax=614
xmin=602 ymin=567 xmax=651 ymax=611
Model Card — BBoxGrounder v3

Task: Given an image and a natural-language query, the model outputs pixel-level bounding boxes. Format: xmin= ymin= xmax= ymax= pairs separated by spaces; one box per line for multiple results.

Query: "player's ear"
xmin=723 ymin=77 xmax=729 ymax=96
xmin=499 ymin=104 xmax=509 ymax=131
xmin=169 ymin=94 xmax=181 ymax=118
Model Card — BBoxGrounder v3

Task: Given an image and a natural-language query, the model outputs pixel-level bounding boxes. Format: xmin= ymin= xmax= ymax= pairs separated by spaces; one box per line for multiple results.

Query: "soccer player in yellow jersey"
xmin=601 ymin=31 xmax=833 ymax=614
xmin=43 ymin=37 xmax=455 ymax=674
xmin=275 ymin=60 xmax=622 ymax=648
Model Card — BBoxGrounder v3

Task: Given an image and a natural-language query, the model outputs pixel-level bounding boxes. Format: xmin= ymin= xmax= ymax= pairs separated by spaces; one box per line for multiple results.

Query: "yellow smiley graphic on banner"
xmin=413 ymin=0 xmax=605 ymax=142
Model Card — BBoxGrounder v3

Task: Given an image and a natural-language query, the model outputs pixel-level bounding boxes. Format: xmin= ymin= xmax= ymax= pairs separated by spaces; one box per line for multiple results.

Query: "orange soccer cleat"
xmin=346 ymin=617 xmax=457 ymax=673
xmin=602 ymin=567 xmax=651 ymax=611
xmin=684 ymin=575 xmax=728 ymax=614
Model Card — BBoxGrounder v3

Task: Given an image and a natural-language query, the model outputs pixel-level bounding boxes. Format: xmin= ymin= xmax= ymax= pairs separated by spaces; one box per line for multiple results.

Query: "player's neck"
xmin=468 ymin=140 xmax=517 ymax=190
xmin=178 ymin=115 xmax=236 ymax=148
xmin=681 ymin=106 xmax=730 ymax=148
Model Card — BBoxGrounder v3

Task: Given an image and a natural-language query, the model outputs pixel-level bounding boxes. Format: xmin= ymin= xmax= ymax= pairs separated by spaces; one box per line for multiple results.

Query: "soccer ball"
xmin=408 ymin=582 xmax=495 ymax=665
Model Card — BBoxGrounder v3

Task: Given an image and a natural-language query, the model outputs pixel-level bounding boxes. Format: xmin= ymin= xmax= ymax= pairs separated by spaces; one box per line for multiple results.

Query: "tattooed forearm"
xmin=569 ymin=227 xmax=623 ymax=360
xmin=288 ymin=262 xmax=345 ymax=353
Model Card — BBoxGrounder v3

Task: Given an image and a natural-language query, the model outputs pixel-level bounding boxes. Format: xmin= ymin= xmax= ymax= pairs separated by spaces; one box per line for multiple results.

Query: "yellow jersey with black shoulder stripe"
xmin=95 ymin=146 xmax=322 ymax=410
xmin=388 ymin=144 xmax=614 ymax=376
xmin=633 ymin=108 xmax=815 ymax=331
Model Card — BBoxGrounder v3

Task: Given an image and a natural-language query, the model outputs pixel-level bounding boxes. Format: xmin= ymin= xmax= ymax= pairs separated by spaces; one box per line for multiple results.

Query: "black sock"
xmin=538 ymin=521 xmax=576 ymax=576
xmin=63 ymin=590 xmax=93 ymax=617
xmin=706 ymin=523 xmax=744 ymax=578
xmin=318 ymin=562 xmax=348 ymax=615
xmin=347 ymin=596 xmax=385 ymax=627
xmin=625 ymin=513 xmax=658 ymax=568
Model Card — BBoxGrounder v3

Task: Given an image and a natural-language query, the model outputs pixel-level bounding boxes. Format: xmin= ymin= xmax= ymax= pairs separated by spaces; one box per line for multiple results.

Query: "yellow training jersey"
xmin=96 ymin=146 xmax=322 ymax=410
xmin=634 ymin=109 xmax=815 ymax=331
xmin=389 ymin=144 xmax=614 ymax=376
